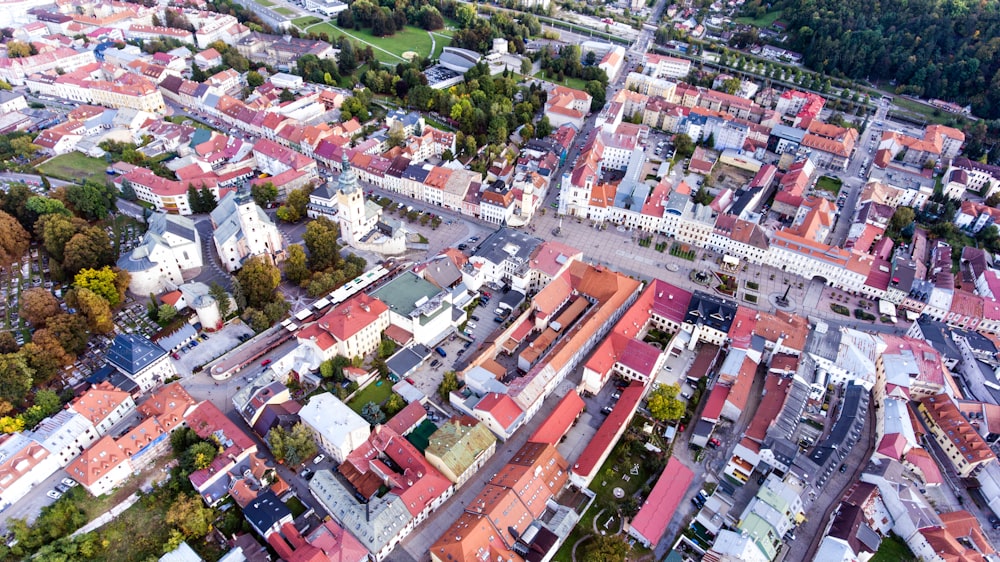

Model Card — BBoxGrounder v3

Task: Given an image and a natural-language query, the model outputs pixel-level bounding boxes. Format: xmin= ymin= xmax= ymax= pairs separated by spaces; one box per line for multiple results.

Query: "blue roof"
xmin=106 ymin=334 xmax=167 ymax=376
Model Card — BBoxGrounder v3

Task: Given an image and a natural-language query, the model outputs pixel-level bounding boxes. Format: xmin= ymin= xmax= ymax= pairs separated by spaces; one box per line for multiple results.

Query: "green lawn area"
xmin=735 ymin=9 xmax=784 ymax=28
xmin=346 ymin=378 xmax=394 ymax=413
xmin=273 ymin=6 xmax=294 ymax=15
xmin=306 ymin=22 xmax=436 ymax=63
xmin=424 ymin=115 xmax=454 ymax=131
xmin=255 ymin=0 xmax=274 ymax=6
xmin=533 ymin=71 xmax=591 ymax=92
xmin=285 ymin=496 xmax=307 ymax=517
xmin=292 ymin=15 xmax=323 ymax=28
xmin=890 ymin=95 xmax=972 ymax=127
xmin=871 ymin=533 xmax=916 ymax=562
xmin=815 ymin=175 xmax=843 ymax=195
xmin=37 ymin=152 xmax=107 ymax=184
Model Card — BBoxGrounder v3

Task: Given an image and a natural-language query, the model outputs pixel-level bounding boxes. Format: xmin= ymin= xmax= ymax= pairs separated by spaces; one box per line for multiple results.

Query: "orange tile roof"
xmin=71 ymin=382 xmax=133 ymax=426
xmin=922 ymin=510 xmax=994 ymax=562
xmin=920 ymin=395 xmax=996 ymax=466
xmin=67 ymin=435 xmax=129 ymax=487
xmin=753 ymin=310 xmax=808 ymax=352
xmin=137 ymin=382 xmax=195 ymax=432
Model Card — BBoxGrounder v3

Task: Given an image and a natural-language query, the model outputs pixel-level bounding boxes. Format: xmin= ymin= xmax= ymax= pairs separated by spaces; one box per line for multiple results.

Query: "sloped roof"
xmin=106 ymin=334 xmax=167 ymax=376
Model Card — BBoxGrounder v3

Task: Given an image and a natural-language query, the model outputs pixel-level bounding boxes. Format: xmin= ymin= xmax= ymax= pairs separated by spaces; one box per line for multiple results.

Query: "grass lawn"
xmin=307 ymin=22 xmax=435 ymax=63
xmin=735 ymin=9 xmax=784 ymax=28
xmin=273 ymin=6 xmax=294 ymax=15
xmin=255 ymin=0 xmax=274 ymax=6
xmin=871 ymin=533 xmax=916 ymax=562
xmin=532 ymin=71 xmax=591 ymax=92
xmin=293 ymin=15 xmax=322 ymax=28
xmin=890 ymin=95 xmax=972 ymax=127
xmin=37 ymin=152 xmax=107 ymax=184
xmin=346 ymin=378 xmax=394 ymax=413
xmin=424 ymin=115 xmax=454 ymax=131
xmin=285 ymin=496 xmax=307 ymax=517
xmin=815 ymin=175 xmax=843 ymax=195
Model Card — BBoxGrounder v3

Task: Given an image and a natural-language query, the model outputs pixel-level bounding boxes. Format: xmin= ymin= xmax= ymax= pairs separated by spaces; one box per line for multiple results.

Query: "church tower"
xmin=336 ymin=151 xmax=366 ymax=245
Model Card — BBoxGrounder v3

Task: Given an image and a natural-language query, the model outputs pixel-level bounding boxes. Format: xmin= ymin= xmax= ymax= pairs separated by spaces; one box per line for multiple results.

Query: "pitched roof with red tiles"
xmin=629 ymin=457 xmax=694 ymax=546
xmin=296 ymin=293 xmax=388 ymax=351
xmin=530 ymin=392 xmax=585 ymax=445
xmin=922 ymin=510 xmax=994 ymax=562
xmin=385 ymin=401 xmax=427 ymax=436
xmin=701 ymin=384 xmax=729 ymax=422
xmin=67 ymin=435 xmax=129 ymax=487
xmin=136 ymin=382 xmax=195 ymax=433
xmin=71 ymin=381 xmax=133 ymax=426
xmin=185 ymin=401 xmax=257 ymax=490
xmin=475 ymin=393 xmax=523 ymax=432
xmin=572 ymin=383 xmax=644 ymax=479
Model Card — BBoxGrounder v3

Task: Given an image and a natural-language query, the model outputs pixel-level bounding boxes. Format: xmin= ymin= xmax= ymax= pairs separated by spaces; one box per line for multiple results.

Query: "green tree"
xmin=276 ymin=204 xmax=301 ymax=223
xmin=268 ymin=423 xmax=319 ymax=466
xmin=234 ymin=255 xmax=281 ymax=309
xmin=673 ymin=133 xmax=695 ymax=159
xmin=186 ymin=185 xmax=203 ymax=213
xmin=158 ymin=304 xmax=178 ymax=324
xmin=250 ymin=182 xmax=278 ymax=208
xmin=303 ymin=217 xmax=342 ymax=272
xmin=438 ymin=370 xmax=459 ymax=400
xmin=46 ymin=313 xmax=89 ymax=356
xmin=37 ymin=213 xmax=83 ymax=263
xmin=24 ymin=196 xmax=70 ymax=217
xmin=65 ymin=181 xmax=114 ymax=220
xmin=198 ymin=186 xmax=218 ymax=211
xmin=889 ymin=206 xmax=915 ymax=235
xmin=187 ymin=441 xmax=218 ymax=470
xmin=320 ymin=355 xmax=351 ymax=381
xmin=647 ymin=383 xmax=685 ymax=421
xmin=693 ymin=186 xmax=714 ymax=206
xmin=455 ymin=4 xmax=476 ymax=28
xmin=384 ymin=393 xmax=405 ymax=416
xmin=209 ymin=282 xmax=233 ymax=319
xmin=0 ymin=353 xmax=34 ymax=405
xmin=246 ymin=70 xmax=265 ymax=88
xmin=583 ymin=533 xmax=628 ymax=562
xmin=283 ymin=244 xmax=310 ymax=285
xmin=166 ymin=494 xmax=215 ymax=538
xmin=74 ymin=266 xmax=124 ymax=306
xmin=361 ymin=401 xmax=385 ymax=425
xmin=63 ymin=227 xmax=115 ymax=275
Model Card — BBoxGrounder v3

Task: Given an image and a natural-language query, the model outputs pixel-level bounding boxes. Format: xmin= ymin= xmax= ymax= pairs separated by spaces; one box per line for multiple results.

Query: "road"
xmin=0 ymin=172 xmax=73 ymax=188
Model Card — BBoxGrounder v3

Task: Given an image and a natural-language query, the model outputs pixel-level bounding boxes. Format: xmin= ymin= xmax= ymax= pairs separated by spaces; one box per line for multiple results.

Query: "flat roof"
xmin=370 ymin=271 xmax=441 ymax=317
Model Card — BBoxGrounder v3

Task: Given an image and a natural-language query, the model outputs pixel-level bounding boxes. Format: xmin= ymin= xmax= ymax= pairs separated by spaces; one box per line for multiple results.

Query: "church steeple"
xmin=339 ymin=150 xmax=359 ymax=195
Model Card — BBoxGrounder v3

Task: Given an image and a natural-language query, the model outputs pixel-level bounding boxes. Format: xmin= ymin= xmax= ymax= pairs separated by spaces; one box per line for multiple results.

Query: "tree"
xmin=283 ymin=244 xmax=310 ymax=285
xmin=234 ymin=255 xmax=281 ymax=309
xmin=76 ymin=287 xmax=114 ymax=333
xmin=20 ymin=288 xmax=60 ymax=327
xmin=286 ymin=186 xmax=311 ymax=220
xmin=198 ymin=186 xmax=218 ymax=211
xmin=693 ymin=186 xmax=714 ymax=206
xmin=303 ymin=217 xmax=342 ymax=272
xmin=186 ymin=185 xmax=202 ymax=213
xmin=158 ymin=304 xmax=178 ymax=324
xmin=209 ymin=282 xmax=232 ymax=319
xmin=246 ymin=70 xmax=265 ymax=88
xmin=583 ymin=534 xmax=628 ymax=562
xmin=0 ymin=332 xmax=17 ymax=353
xmin=0 ymin=210 xmax=29 ymax=266
xmin=673 ymin=133 xmax=695 ymax=159
xmin=25 ymin=196 xmax=70 ymax=217
xmin=384 ymin=393 xmax=405 ymax=416
xmin=889 ymin=206 xmax=915 ymax=235
xmin=387 ymin=121 xmax=406 ymax=148
xmin=37 ymin=213 xmax=83 ymax=263
xmin=276 ymin=204 xmax=301 ymax=223
xmin=187 ymin=442 xmax=218 ymax=471
xmin=268 ymin=423 xmax=319 ymax=466
xmin=0 ymin=353 xmax=34 ymax=405
xmin=250 ymin=182 xmax=278 ymax=208
xmin=46 ymin=313 xmax=89 ymax=356
xmin=74 ymin=266 xmax=124 ymax=306
xmin=647 ymin=383 xmax=685 ymax=421
xmin=455 ymin=4 xmax=476 ymax=28
xmin=23 ymin=330 xmax=73 ymax=383
xmin=10 ymin=136 xmax=40 ymax=159
xmin=521 ymin=57 xmax=533 ymax=76
xmin=320 ymin=355 xmax=351 ymax=381
xmin=338 ymin=40 xmax=357 ymax=75
xmin=63 ymin=227 xmax=115 ymax=275
xmin=166 ymin=494 xmax=215 ymax=539
xmin=438 ymin=370 xmax=459 ymax=400
xmin=535 ymin=116 xmax=552 ymax=139
xmin=361 ymin=401 xmax=385 ymax=425
xmin=65 ymin=181 xmax=114 ymax=220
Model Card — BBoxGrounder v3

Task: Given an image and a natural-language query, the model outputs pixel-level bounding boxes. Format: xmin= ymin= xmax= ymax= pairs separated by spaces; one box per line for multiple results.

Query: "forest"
xmin=751 ymin=0 xmax=1000 ymax=119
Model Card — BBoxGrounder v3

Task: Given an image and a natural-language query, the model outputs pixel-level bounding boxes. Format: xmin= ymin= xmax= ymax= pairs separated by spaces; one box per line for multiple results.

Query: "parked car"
xmin=611 ymin=392 xmax=621 ymax=400
xmin=708 ymin=437 xmax=721 ymax=448
xmin=261 ymin=359 xmax=272 ymax=367
xmin=46 ymin=490 xmax=61 ymax=500
xmin=430 ymin=359 xmax=441 ymax=368
xmin=313 ymin=454 xmax=326 ymax=465
xmin=300 ymin=468 xmax=314 ymax=479
xmin=471 ymin=315 xmax=480 ymax=321
xmin=434 ymin=347 xmax=447 ymax=357
xmin=601 ymin=406 xmax=614 ymax=415
xmin=55 ymin=483 xmax=69 ymax=493
xmin=61 ymin=478 xmax=77 ymax=488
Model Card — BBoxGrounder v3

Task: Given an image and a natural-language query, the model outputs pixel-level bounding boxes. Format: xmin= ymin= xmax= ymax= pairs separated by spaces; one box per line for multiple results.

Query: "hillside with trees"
xmin=752 ymin=0 xmax=1000 ymax=119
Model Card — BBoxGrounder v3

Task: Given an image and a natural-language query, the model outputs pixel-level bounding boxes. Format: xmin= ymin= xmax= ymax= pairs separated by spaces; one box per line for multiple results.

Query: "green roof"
xmin=426 ymin=419 xmax=497 ymax=477
xmin=738 ymin=514 xmax=780 ymax=560
xmin=370 ymin=271 xmax=442 ymax=317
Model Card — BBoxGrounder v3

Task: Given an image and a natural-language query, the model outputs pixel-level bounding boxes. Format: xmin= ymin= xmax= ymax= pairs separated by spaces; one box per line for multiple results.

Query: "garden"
xmin=36 ymin=152 xmax=108 ymax=185
xmin=715 ymin=273 xmax=738 ymax=296
xmin=830 ymin=303 xmax=851 ymax=316
xmin=815 ymin=175 xmax=843 ymax=195
xmin=670 ymin=242 xmax=697 ymax=260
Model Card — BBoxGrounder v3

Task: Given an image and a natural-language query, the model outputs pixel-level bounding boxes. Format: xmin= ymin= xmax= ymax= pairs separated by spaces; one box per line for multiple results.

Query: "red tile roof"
xmin=572 ymin=383 xmax=644 ymax=480
xmin=296 ymin=293 xmax=388 ymax=351
xmin=530 ymin=392 xmax=585 ymax=445
xmin=629 ymin=457 xmax=694 ymax=546
xmin=701 ymin=385 xmax=728 ymax=422
xmin=475 ymin=393 xmax=523 ymax=432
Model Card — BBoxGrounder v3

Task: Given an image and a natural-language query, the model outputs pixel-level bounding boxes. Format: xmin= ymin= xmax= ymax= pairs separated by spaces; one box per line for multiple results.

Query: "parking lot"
xmin=171 ymin=322 xmax=255 ymax=377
